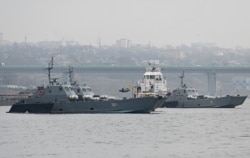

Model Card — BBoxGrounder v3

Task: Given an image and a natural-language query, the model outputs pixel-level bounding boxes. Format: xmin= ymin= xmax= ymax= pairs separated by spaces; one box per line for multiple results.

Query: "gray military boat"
xmin=8 ymin=58 xmax=164 ymax=114
xmin=163 ymin=71 xmax=247 ymax=108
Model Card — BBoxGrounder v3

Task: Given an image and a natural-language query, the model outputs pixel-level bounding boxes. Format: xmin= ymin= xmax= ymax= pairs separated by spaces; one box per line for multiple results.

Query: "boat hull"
xmin=163 ymin=95 xmax=247 ymax=108
xmin=8 ymin=97 xmax=164 ymax=114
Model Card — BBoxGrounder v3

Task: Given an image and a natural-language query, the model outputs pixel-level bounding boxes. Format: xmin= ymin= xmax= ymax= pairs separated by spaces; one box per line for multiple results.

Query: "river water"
xmin=1 ymin=100 xmax=250 ymax=158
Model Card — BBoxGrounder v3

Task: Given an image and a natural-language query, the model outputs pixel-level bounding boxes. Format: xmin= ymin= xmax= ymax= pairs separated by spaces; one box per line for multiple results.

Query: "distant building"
xmin=116 ymin=39 xmax=131 ymax=48
xmin=37 ymin=40 xmax=79 ymax=48
xmin=0 ymin=32 xmax=3 ymax=41
xmin=0 ymin=33 xmax=11 ymax=46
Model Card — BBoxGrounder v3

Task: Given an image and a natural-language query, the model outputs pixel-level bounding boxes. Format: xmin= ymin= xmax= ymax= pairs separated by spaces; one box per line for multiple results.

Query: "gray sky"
xmin=0 ymin=0 xmax=250 ymax=48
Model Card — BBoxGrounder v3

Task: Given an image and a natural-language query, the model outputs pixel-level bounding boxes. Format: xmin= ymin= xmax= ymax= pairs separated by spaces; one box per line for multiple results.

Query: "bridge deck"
xmin=1 ymin=65 xmax=250 ymax=73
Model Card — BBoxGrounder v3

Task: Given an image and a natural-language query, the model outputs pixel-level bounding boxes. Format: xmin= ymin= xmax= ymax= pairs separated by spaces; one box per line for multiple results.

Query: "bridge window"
xmin=150 ymin=75 xmax=155 ymax=79
xmin=155 ymin=75 xmax=161 ymax=80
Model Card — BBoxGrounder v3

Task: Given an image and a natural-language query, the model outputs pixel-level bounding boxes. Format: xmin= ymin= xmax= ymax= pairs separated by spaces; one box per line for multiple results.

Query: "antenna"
xmin=98 ymin=35 xmax=101 ymax=48
xmin=68 ymin=65 xmax=74 ymax=85
xmin=179 ymin=70 xmax=185 ymax=88
xmin=47 ymin=57 xmax=54 ymax=85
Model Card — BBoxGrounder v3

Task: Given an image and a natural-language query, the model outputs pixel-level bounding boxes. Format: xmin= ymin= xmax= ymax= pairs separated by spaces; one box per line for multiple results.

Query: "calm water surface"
xmin=1 ymin=100 xmax=250 ymax=158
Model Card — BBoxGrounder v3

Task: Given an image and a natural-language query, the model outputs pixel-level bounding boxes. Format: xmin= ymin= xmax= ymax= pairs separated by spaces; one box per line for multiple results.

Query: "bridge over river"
xmin=1 ymin=65 xmax=250 ymax=95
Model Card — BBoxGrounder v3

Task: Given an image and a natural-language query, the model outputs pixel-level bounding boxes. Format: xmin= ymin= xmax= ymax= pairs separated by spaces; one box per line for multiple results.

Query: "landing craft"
xmin=163 ymin=71 xmax=247 ymax=108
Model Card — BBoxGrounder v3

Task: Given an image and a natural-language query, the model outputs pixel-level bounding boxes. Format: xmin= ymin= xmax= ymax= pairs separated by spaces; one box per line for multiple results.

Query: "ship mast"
xmin=179 ymin=70 xmax=185 ymax=88
xmin=68 ymin=65 xmax=74 ymax=85
xmin=47 ymin=57 xmax=54 ymax=85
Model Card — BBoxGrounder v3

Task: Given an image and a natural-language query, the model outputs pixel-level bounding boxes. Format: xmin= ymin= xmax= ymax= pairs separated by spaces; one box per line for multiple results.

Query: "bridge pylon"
xmin=207 ymin=71 xmax=216 ymax=96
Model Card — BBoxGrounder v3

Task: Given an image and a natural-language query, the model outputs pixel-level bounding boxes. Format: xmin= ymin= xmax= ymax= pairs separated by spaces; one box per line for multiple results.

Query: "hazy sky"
xmin=0 ymin=0 xmax=250 ymax=48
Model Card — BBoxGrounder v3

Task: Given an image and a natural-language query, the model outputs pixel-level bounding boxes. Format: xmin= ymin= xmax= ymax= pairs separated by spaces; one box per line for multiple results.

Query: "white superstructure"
xmin=136 ymin=64 xmax=168 ymax=98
